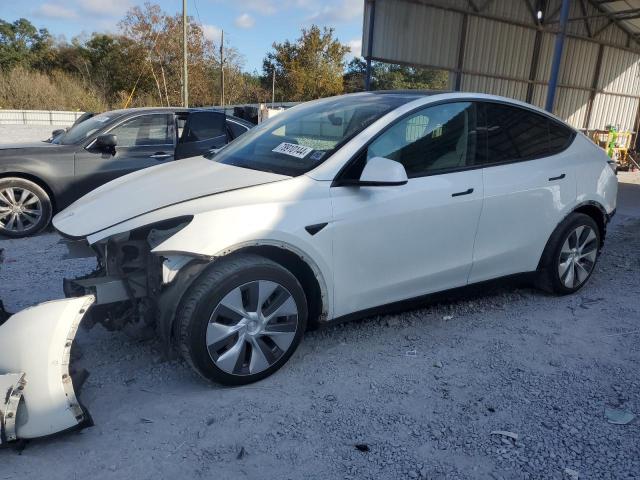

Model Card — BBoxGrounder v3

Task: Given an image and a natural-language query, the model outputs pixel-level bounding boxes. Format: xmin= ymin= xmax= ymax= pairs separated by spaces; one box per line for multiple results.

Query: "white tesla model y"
xmin=53 ymin=91 xmax=618 ymax=385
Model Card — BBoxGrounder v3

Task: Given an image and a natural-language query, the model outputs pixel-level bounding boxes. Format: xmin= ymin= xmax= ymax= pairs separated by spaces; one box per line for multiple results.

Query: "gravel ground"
xmin=0 ymin=174 xmax=638 ymax=480
xmin=0 ymin=125 xmax=59 ymax=144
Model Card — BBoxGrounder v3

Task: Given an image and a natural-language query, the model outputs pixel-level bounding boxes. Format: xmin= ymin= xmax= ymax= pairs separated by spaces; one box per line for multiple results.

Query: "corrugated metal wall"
xmin=363 ymin=0 xmax=640 ymax=132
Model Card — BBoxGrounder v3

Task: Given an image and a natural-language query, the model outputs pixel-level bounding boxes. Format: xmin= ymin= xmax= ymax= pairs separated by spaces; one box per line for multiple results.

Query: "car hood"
xmin=0 ymin=142 xmax=68 ymax=154
xmin=53 ymin=156 xmax=290 ymax=238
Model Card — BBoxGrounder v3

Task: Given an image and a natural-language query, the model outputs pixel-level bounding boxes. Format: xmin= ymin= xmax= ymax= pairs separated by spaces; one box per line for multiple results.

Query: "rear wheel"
xmin=538 ymin=213 xmax=601 ymax=294
xmin=0 ymin=178 xmax=52 ymax=238
xmin=176 ymin=254 xmax=308 ymax=385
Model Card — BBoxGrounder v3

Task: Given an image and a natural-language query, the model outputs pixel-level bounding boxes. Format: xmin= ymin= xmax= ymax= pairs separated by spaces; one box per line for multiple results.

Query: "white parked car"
xmin=52 ymin=91 xmax=617 ymax=385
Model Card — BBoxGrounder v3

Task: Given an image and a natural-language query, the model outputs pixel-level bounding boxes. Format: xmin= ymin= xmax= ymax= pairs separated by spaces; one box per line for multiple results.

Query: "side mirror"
xmin=357 ymin=157 xmax=408 ymax=186
xmin=51 ymin=129 xmax=66 ymax=138
xmin=95 ymin=134 xmax=117 ymax=153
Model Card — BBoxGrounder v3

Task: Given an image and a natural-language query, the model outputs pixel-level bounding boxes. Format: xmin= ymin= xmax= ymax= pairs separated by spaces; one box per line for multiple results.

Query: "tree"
xmin=118 ymin=2 xmax=246 ymax=107
xmin=263 ymin=25 xmax=350 ymax=102
xmin=0 ymin=18 xmax=52 ymax=71
xmin=343 ymin=58 xmax=449 ymax=93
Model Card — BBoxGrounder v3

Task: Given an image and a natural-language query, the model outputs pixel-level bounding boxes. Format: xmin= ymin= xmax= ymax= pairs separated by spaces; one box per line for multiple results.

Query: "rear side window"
xmin=182 ymin=112 xmax=226 ymax=142
xmin=481 ymin=103 xmax=548 ymax=163
xmin=479 ymin=103 xmax=575 ymax=165
xmin=366 ymin=102 xmax=478 ymax=178
xmin=548 ymin=119 xmax=575 ymax=155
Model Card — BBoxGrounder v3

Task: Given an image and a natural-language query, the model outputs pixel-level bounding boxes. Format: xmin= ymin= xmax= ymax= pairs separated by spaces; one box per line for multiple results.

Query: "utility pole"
xmin=182 ymin=0 xmax=189 ymax=107
xmin=220 ymin=30 xmax=225 ymax=106
xmin=271 ymin=65 xmax=275 ymax=107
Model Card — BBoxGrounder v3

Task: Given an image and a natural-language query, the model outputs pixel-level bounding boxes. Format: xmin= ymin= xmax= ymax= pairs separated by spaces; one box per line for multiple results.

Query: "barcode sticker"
xmin=272 ymin=142 xmax=314 ymax=159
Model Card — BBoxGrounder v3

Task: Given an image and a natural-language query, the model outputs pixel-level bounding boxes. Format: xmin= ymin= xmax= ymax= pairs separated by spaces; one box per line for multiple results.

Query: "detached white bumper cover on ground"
xmin=0 ymin=295 xmax=94 ymax=444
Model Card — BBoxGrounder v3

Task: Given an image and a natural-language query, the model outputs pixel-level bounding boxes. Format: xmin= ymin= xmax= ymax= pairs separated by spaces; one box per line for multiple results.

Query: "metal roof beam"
xmin=586 ymin=0 xmax=640 ymax=46
xmin=579 ymin=0 xmax=594 ymax=37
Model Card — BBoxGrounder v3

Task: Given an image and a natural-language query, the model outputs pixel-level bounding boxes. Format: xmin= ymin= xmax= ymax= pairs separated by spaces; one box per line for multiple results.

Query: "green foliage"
xmin=344 ymin=58 xmax=449 ymax=93
xmin=263 ymin=25 xmax=350 ymax=102
xmin=0 ymin=18 xmax=52 ymax=71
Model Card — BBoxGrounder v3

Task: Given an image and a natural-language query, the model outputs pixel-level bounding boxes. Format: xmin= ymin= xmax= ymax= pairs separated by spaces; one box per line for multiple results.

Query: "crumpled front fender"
xmin=0 ymin=295 xmax=95 ymax=443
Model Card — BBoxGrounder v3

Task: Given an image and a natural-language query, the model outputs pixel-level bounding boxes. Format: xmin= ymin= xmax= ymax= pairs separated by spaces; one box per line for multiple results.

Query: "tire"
xmin=176 ymin=253 xmax=308 ymax=385
xmin=538 ymin=213 xmax=601 ymax=295
xmin=0 ymin=177 xmax=52 ymax=238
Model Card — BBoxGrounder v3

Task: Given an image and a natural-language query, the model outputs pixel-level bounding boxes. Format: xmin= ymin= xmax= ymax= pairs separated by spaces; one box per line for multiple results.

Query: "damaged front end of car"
xmin=61 ymin=215 xmax=209 ymax=343
xmin=0 ymin=295 xmax=94 ymax=445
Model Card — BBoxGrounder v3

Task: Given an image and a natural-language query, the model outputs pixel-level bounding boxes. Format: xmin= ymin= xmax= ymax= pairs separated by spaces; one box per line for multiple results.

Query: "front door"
xmin=330 ymin=101 xmax=484 ymax=318
xmin=74 ymin=113 xmax=175 ymax=197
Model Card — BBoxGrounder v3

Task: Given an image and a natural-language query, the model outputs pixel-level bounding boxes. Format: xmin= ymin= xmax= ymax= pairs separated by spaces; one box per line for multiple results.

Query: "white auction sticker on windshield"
xmin=272 ymin=142 xmax=314 ymax=159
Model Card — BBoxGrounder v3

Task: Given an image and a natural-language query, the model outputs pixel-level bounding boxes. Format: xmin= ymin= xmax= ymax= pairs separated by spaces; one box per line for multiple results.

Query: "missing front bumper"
xmin=0 ymin=295 xmax=95 ymax=444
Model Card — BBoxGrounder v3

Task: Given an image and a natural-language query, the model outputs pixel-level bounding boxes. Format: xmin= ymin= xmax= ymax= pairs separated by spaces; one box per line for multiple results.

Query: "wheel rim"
xmin=0 ymin=187 xmax=43 ymax=233
xmin=558 ymin=225 xmax=598 ymax=289
xmin=206 ymin=280 xmax=299 ymax=376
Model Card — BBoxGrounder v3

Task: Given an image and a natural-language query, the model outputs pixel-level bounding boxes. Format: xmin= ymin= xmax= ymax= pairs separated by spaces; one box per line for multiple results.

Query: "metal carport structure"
xmin=361 ymin=0 xmax=640 ymax=134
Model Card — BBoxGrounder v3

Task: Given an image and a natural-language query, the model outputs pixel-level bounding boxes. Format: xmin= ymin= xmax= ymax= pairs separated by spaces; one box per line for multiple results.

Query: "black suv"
xmin=0 ymin=108 xmax=253 ymax=237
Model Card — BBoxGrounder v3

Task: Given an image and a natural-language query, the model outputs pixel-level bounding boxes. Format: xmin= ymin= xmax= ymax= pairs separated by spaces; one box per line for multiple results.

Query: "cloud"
xmin=78 ymin=0 xmax=132 ymax=16
xmin=307 ymin=0 xmax=363 ymax=23
xmin=202 ymin=24 xmax=223 ymax=42
xmin=244 ymin=0 xmax=277 ymax=15
xmin=347 ymin=38 xmax=362 ymax=57
xmin=234 ymin=13 xmax=255 ymax=29
xmin=33 ymin=3 xmax=78 ymax=20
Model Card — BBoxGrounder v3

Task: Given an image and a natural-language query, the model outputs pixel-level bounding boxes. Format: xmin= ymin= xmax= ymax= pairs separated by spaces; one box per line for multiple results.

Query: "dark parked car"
xmin=0 ymin=107 xmax=253 ymax=237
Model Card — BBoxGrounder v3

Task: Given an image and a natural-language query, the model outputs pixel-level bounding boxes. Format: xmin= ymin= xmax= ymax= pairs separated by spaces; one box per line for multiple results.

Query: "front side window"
xmin=210 ymin=93 xmax=416 ymax=176
xmin=110 ymin=114 xmax=173 ymax=147
xmin=366 ymin=102 xmax=477 ymax=178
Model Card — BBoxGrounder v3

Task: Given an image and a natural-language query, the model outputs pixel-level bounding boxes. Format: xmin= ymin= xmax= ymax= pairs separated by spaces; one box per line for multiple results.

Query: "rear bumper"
xmin=0 ymin=296 xmax=95 ymax=443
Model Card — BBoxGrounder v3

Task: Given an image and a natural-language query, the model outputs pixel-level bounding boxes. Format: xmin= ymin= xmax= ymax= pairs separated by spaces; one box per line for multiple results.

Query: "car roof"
xmin=338 ymin=90 xmax=570 ymax=128
xmin=93 ymin=107 xmax=253 ymax=126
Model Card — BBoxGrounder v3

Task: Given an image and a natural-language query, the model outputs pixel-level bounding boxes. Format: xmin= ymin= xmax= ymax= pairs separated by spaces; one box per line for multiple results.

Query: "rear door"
xmin=73 ymin=113 xmax=175 ymax=196
xmin=175 ymin=111 xmax=228 ymax=160
xmin=468 ymin=102 xmax=578 ymax=283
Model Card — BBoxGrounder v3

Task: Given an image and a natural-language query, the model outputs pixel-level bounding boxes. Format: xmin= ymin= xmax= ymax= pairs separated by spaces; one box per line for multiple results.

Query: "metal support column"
xmin=365 ymin=0 xmax=376 ymax=91
xmin=454 ymin=14 xmax=468 ymax=91
xmin=545 ymin=0 xmax=570 ymax=112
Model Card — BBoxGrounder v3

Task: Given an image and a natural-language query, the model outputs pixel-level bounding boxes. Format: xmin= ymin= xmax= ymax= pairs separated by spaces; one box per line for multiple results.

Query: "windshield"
xmin=57 ymin=113 xmax=116 ymax=145
xmin=208 ymin=94 xmax=416 ymax=176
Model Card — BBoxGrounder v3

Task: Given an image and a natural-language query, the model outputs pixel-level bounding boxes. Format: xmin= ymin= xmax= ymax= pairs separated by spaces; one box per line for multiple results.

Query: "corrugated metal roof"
xmin=461 ymin=75 xmax=528 ymax=101
xmin=362 ymin=0 xmax=640 ymax=131
xmin=598 ymin=46 xmax=640 ymax=94
xmin=464 ymin=17 xmax=535 ymax=79
xmin=589 ymin=93 xmax=639 ymax=130
xmin=367 ymin=0 xmax=462 ymax=69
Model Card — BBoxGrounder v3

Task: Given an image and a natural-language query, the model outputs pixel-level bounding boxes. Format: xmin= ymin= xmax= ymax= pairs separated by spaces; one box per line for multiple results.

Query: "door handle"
xmin=548 ymin=173 xmax=566 ymax=181
xmin=451 ymin=188 xmax=474 ymax=197
xmin=150 ymin=153 xmax=172 ymax=159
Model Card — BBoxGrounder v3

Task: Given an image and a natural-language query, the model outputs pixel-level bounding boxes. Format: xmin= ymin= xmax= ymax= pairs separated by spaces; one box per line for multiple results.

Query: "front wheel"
xmin=538 ymin=213 xmax=601 ymax=294
xmin=176 ymin=254 xmax=308 ymax=385
xmin=0 ymin=177 xmax=52 ymax=238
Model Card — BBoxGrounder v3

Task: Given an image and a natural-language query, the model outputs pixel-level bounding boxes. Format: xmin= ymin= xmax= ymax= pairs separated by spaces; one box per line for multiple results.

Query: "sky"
xmin=3 ymin=0 xmax=365 ymax=72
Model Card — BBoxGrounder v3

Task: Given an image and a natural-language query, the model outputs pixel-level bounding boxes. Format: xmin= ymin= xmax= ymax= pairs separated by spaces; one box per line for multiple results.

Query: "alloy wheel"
xmin=206 ymin=280 xmax=299 ymax=376
xmin=558 ymin=225 xmax=598 ymax=289
xmin=0 ymin=187 xmax=43 ymax=234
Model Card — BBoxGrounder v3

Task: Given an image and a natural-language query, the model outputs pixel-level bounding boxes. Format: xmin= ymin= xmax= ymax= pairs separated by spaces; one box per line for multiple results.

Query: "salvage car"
xmin=44 ymin=91 xmax=618 ymax=387
xmin=0 ymin=107 xmax=253 ymax=237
